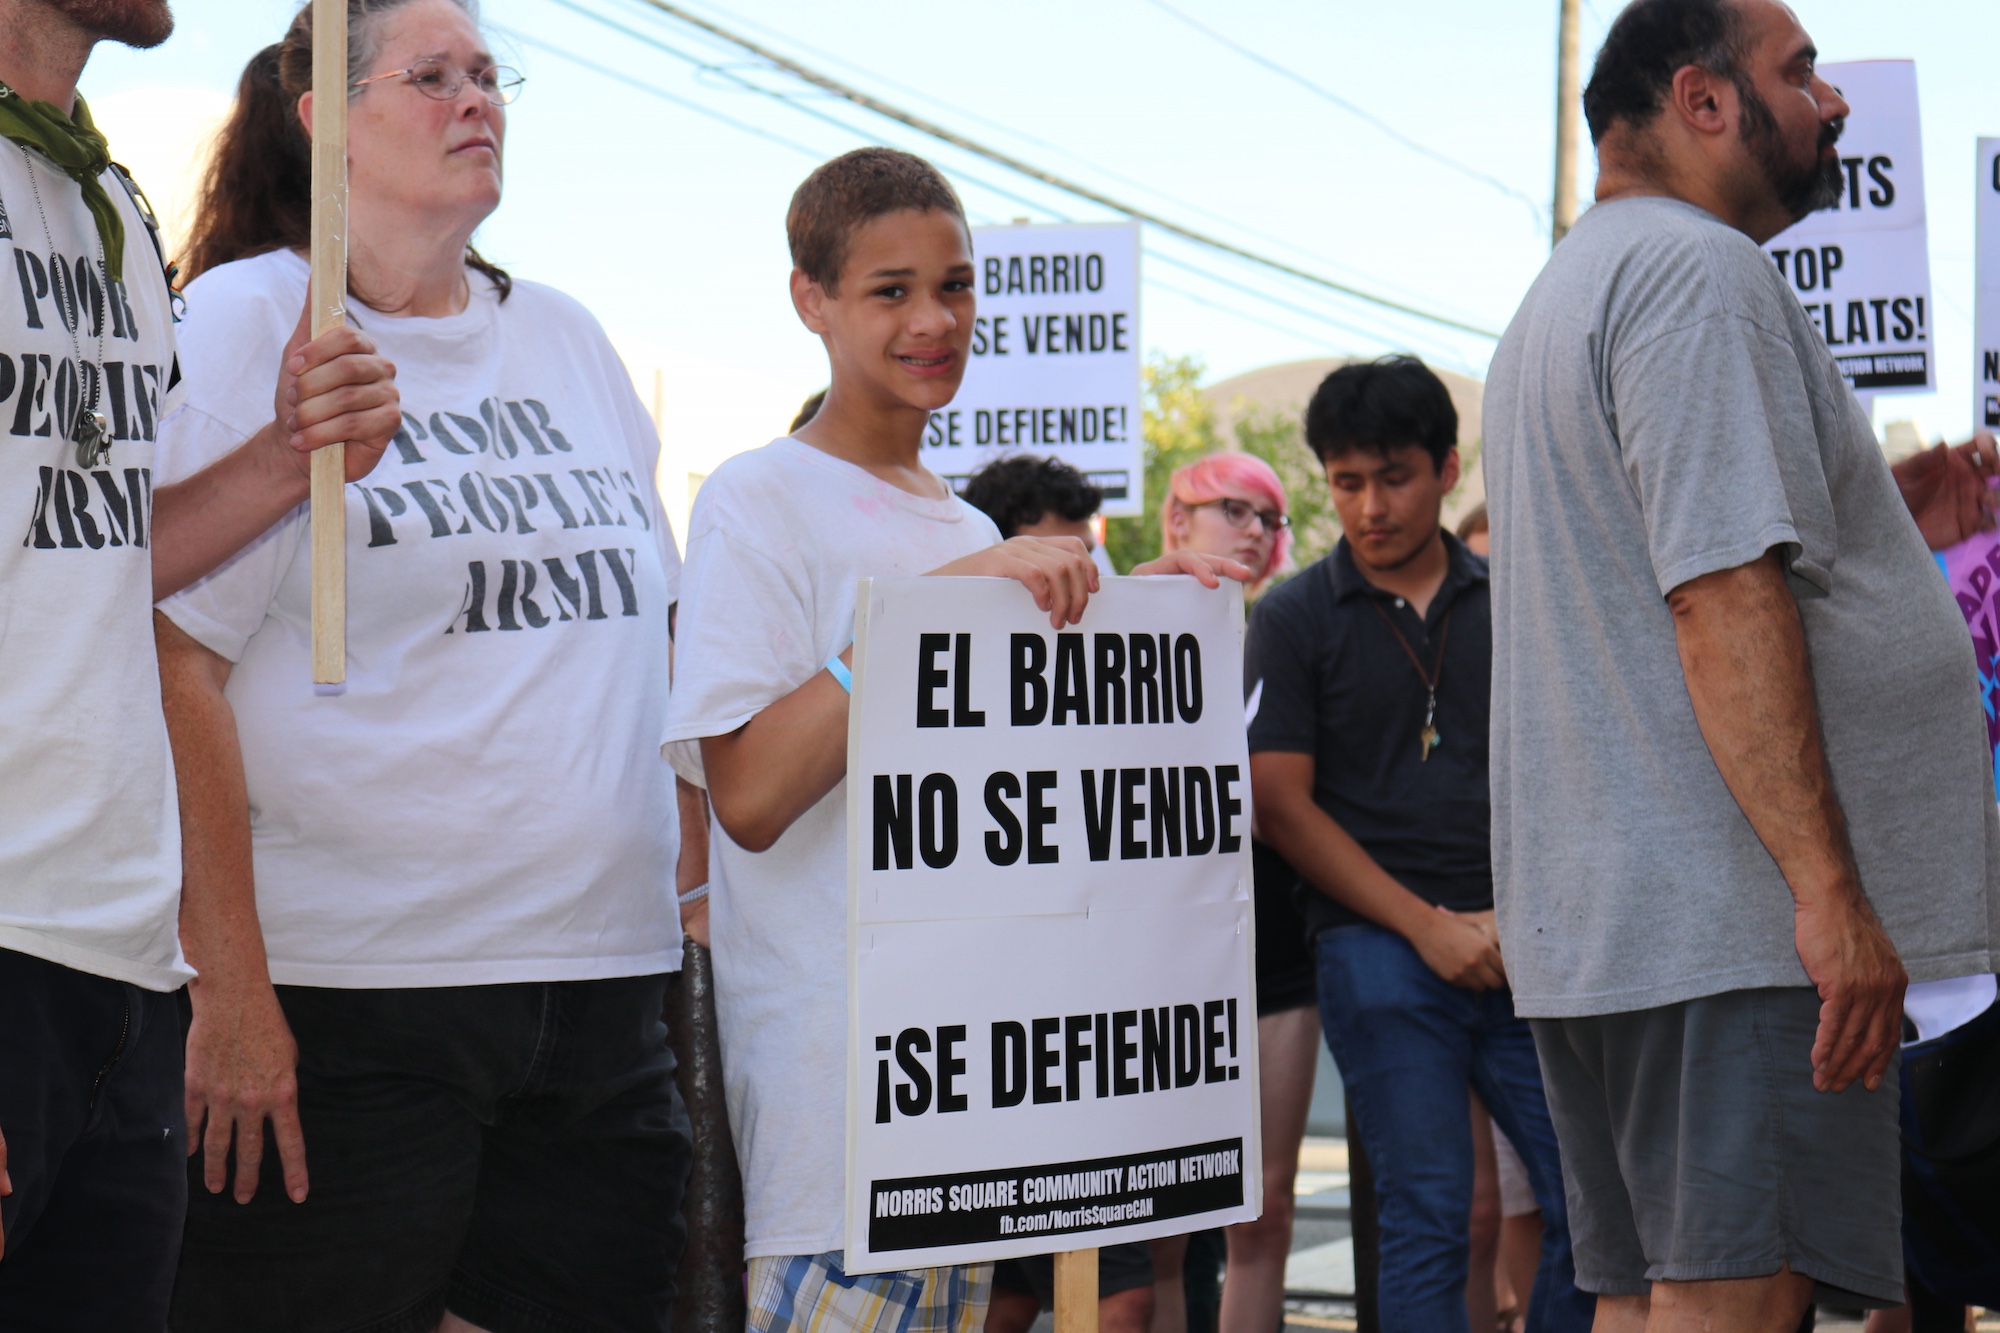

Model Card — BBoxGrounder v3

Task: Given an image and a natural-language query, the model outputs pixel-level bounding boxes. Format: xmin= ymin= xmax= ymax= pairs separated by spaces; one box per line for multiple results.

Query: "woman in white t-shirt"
xmin=156 ymin=3 xmax=693 ymax=1328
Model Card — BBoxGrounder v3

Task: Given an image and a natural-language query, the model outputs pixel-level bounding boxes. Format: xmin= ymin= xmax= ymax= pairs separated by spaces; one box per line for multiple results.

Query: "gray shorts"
xmin=1531 ymin=986 xmax=1903 ymax=1306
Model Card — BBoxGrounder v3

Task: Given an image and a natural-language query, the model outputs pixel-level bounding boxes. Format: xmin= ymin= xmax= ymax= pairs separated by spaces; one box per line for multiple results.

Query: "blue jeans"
xmin=1317 ymin=924 xmax=1593 ymax=1333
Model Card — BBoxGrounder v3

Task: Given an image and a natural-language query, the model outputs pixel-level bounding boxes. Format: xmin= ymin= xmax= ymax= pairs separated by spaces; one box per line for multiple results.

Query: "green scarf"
xmin=0 ymin=81 xmax=124 ymax=283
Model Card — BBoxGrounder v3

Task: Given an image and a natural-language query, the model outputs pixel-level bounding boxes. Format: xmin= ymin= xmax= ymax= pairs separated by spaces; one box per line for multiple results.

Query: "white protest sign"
xmin=1761 ymin=61 xmax=1934 ymax=396
xmin=927 ymin=221 xmax=1144 ymax=517
xmin=1977 ymin=138 xmax=2000 ymax=430
xmin=844 ymin=576 xmax=1260 ymax=1274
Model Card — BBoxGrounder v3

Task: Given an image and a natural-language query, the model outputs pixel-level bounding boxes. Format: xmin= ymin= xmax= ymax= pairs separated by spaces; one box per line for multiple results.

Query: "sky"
xmin=79 ymin=0 xmax=1999 ymax=534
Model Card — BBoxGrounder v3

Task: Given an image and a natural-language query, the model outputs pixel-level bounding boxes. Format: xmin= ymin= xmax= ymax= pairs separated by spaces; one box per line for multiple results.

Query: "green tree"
xmin=1230 ymin=406 xmax=1340 ymax=580
xmin=1104 ymin=353 xmax=1482 ymax=582
xmin=1104 ymin=353 xmax=1219 ymax=572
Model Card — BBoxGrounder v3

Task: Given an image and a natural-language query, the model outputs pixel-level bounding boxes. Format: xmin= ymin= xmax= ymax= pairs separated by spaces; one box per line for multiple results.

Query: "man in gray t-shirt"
xmin=1486 ymin=0 xmax=1999 ymax=1327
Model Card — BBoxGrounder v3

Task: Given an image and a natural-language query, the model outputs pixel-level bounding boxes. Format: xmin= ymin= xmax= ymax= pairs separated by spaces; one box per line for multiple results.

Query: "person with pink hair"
xmin=1160 ymin=452 xmax=1293 ymax=594
xmin=1152 ymin=451 xmax=1317 ymax=1333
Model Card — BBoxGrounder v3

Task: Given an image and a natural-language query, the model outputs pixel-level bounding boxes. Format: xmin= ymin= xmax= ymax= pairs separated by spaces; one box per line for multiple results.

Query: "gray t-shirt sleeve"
xmin=1610 ymin=310 xmax=1837 ymax=599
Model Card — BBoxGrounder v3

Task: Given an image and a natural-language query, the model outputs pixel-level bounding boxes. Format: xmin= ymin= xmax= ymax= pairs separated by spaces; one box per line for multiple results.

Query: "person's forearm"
xmin=1668 ymin=552 xmax=1862 ymax=908
xmin=157 ymin=613 xmax=273 ymax=997
xmin=152 ymin=424 xmax=310 ymax=602
xmin=676 ymin=777 xmax=712 ymax=944
xmin=1256 ymin=788 xmax=1436 ymax=938
xmin=675 ymin=778 xmax=711 ymax=894
xmin=700 ymin=649 xmax=850 ymax=853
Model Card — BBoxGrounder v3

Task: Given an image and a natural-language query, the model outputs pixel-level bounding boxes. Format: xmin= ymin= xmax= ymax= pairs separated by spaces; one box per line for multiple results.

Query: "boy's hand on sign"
xmin=930 ymin=536 xmax=1100 ymax=629
xmin=184 ymin=982 xmax=310 ymax=1206
xmin=1892 ymin=429 xmax=1999 ymax=551
xmin=1130 ymin=549 xmax=1256 ymax=587
xmin=1413 ymin=904 xmax=1506 ymax=991
xmin=268 ymin=294 xmax=402 ymax=487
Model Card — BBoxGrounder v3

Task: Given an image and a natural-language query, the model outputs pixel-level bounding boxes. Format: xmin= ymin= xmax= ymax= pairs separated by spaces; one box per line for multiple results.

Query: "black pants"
xmin=0 ymin=947 xmax=186 ymax=1330
xmin=173 ymin=975 xmax=694 ymax=1333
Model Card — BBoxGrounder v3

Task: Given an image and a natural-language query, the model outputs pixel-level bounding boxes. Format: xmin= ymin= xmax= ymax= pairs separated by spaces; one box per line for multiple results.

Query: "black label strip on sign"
xmin=941 ymin=470 xmax=1133 ymax=502
xmin=1837 ymin=351 xmax=1927 ymax=390
xmin=867 ymin=1136 xmax=1245 ymax=1253
xmin=1084 ymin=470 xmax=1131 ymax=501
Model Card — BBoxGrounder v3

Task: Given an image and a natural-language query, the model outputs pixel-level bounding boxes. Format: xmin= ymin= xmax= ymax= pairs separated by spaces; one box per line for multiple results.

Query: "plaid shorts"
xmin=747 ymin=1252 xmax=992 ymax=1333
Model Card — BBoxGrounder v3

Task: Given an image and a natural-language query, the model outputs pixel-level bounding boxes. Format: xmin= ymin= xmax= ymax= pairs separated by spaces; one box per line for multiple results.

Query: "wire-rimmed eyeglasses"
xmin=352 ymin=58 xmax=525 ymax=105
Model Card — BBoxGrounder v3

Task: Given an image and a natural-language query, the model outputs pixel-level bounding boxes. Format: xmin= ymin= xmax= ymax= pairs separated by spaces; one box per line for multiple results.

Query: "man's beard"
xmin=47 ymin=0 xmax=174 ymax=49
xmin=1738 ymin=80 xmax=1844 ymax=223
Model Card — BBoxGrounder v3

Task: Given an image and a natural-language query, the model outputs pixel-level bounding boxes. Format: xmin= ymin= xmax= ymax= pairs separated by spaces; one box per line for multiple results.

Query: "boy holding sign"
xmin=663 ymin=148 xmax=1247 ymax=1333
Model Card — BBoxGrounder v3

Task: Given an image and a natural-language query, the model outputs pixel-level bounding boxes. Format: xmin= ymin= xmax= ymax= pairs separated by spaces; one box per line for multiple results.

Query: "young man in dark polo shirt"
xmin=1246 ymin=356 xmax=1591 ymax=1333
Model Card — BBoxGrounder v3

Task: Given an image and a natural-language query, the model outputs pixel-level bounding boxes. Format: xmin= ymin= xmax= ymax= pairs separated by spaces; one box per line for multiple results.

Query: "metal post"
xmin=666 ymin=942 xmax=746 ymax=1333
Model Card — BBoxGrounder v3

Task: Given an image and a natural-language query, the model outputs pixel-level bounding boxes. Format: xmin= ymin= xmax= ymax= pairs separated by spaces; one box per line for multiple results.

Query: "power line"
xmin=1144 ymin=245 xmax=1463 ymax=366
xmin=510 ymin=25 xmax=1099 ymax=245
xmin=493 ymin=24 xmax=829 ymax=161
xmin=1140 ymin=0 xmax=1548 ymax=231
xmin=505 ymin=12 xmax=1377 ymax=356
xmin=606 ymin=0 xmax=1466 ymax=311
xmin=546 ymin=0 xmax=1484 ymax=347
xmin=611 ymin=0 xmax=1502 ymax=340
xmin=514 ymin=0 xmax=1481 ymax=365
xmin=1145 ymin=273 xmax=1345 ymax=353
xmin=537 ymin=0 xmax=1076 ymax=222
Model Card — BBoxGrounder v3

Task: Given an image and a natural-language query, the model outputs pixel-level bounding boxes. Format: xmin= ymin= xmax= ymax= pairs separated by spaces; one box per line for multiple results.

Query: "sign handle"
xmin=308 ymin=0 xmax=348 ymax=684
xmin=1052 ymin=1248 xmax=1098 ymax=1333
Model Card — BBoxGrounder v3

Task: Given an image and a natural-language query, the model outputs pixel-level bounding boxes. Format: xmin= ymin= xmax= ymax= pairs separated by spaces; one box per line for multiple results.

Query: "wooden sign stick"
xmin=1052 ymin=1248 xmax=1099 ymax=1333
xmin=308 ymin=0 xmax=348 ymax=684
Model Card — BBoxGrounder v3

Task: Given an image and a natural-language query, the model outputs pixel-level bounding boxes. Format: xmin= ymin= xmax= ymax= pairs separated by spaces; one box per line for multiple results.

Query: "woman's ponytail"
xmin=177 ymin=42 xmax=309 ymax=283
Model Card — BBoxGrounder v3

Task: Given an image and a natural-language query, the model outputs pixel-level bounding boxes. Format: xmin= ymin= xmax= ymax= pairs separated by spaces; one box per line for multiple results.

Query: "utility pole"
xmin=1552 ymin=0 xmax=1582 ymax=245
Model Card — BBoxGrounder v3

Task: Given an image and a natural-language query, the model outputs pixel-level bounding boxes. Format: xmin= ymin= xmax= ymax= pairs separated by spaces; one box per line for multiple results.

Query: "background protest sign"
xmin=926 ymin=221 xmax=1144 ymax=517
xmin=1938 ymin=529 xmax=2000 ymax=793
xmin=1977 ymin=138 xmax=1999 ymax=430
xmin=1761 ymin=61 xmax=1933 ymax=398
xmin=843 ymin=576 xmax=1260 ymax=1273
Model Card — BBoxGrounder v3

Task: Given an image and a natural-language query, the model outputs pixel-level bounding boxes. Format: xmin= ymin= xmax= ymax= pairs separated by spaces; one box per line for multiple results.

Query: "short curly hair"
xmin=960 ymin=454 xmax=1102 ymax=538
xmin=786 ymin=148 xmax=967 ymax=293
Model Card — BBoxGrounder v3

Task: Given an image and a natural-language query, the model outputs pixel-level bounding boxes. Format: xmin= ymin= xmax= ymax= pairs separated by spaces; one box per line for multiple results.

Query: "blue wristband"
xmin=825 ymin=654 xmax=853 ymax=694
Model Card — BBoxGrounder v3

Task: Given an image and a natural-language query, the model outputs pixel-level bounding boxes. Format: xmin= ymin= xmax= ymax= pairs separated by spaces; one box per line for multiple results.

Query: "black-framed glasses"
xmin=352 ymin=58 xmax=525 ymax=105
xmin=1191 ymin=497 xmax=1290 ymax=534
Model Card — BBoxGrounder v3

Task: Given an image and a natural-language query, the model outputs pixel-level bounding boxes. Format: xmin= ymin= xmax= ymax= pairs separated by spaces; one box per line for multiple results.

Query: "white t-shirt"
xmin=0 ymin=144 xmax=189 ymax=990
xmin=158 ymin=249 xmax=682 ymax=987
xmin=662 ymin=437 xmax=1001 ymax=1260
